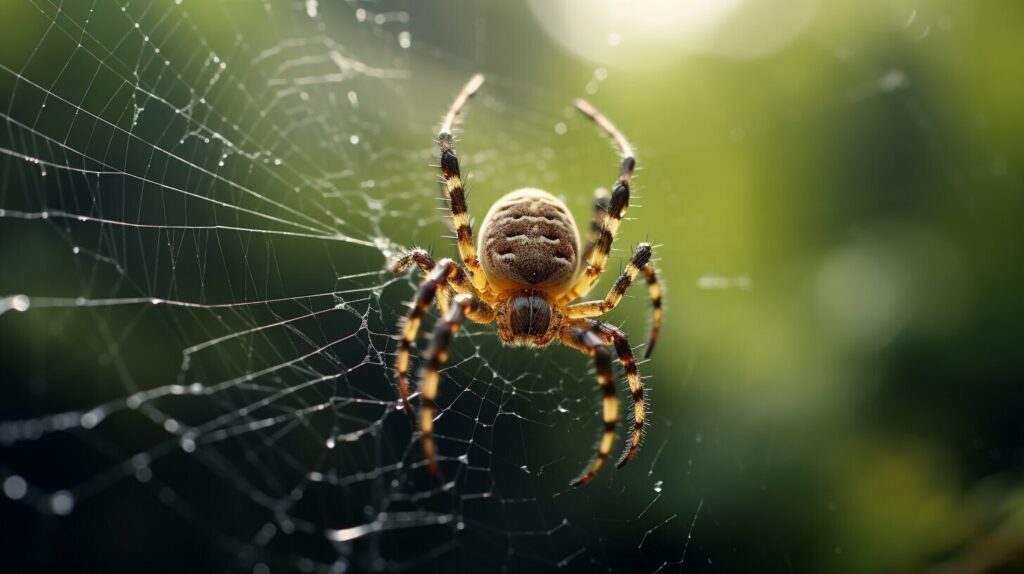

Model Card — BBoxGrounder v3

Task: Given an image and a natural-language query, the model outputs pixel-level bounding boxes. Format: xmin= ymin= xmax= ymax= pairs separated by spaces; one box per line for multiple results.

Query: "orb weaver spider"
xmin=390 ymin=74 xmax=662 ymax=486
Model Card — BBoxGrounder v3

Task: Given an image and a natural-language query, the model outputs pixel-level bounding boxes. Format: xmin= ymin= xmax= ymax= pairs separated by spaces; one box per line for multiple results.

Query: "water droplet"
xmin=80 ymin=412 xmax=99 ymax=429
xmin=11 ymin=295 xmax=30 ymax=312
xmin=3 ymin=475 xmax=27 ymax=500
xmin=50 ymin=490 xmax=75 ymax=515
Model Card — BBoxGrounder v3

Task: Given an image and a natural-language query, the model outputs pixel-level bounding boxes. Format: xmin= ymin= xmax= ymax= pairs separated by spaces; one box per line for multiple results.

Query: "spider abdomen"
xmin=478 ymin=188 xmax=581 ymax=293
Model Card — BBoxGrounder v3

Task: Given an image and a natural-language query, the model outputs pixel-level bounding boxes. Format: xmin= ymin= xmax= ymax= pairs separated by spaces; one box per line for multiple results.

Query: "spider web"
xmin=1 ymin=0 xmax=991 ymax=572
xmin=0 ymin=1 xmax=703 ymax=571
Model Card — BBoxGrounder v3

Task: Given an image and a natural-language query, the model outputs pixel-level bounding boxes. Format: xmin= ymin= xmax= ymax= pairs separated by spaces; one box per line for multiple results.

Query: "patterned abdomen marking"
xmin=478 ymin=189 xmax=581 ymax=292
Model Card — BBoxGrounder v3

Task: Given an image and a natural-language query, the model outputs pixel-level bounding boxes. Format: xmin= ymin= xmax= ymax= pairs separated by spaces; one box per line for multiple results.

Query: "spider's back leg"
xmin=561 ymin=327 xmax=619 ymax=487
xmin=418 ymin=294 xmax=495 ymax=476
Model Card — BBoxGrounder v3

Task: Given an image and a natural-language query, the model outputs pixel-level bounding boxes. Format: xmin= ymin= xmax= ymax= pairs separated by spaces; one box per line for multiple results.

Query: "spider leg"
xmin=390 ymin=248 xmax=486 ymax=316
xmin=389 ymin=248 xmax=436 ymax=274
xmin=390 ymin=248 xmax=449 ymax=315
xmin=561 ymin=99 xmax=636 ymax=303
xmin=437 ymin=74 xmax=489 ymax=294
xmin=581 ymin=187 xmax=610 ymax=263
xmin=561 ymin=327 xmax=619 ymax=487
xmin=394 ymin=258 xmax=464 ymax=412
xmin=567 ymin=243 xmax=651 ymax=318
xmin=640 ymin=262 xmax=662 ymax=359
xmin=575 ymin=98 xmax=635 ymax=161
xmin=565 ymin=243 xmax=661 ymax=358
xmin=585 ymin=320 xmax=648 ymax=468
xmin=391 ymin=248 xmax=484 ymax=297
xmin=419 ymin=293 xmax=495 ymax=476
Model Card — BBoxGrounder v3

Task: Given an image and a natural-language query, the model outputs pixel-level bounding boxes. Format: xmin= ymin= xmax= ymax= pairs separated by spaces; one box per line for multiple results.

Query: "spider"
xmin=390 ymin=74 xmax=662 ymax=486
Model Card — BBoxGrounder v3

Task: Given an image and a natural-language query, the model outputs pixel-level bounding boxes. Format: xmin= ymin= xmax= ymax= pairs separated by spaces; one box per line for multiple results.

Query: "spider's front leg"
xmin=565 ymin=243 xmax=663 ymax=358
xmin=419 ymin=294 xmax=495 ymax=476
xmin=561 ymin=98 xmax=636 ymax=303
xmin=437 ymin=74 xmax=489 ymax=294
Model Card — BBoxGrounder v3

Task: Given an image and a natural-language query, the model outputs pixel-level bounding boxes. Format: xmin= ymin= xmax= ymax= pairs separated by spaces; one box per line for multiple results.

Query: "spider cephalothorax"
xmin=495 ymin=289 xmax=562 ymax=345
xmin=390 ymin=74 xmax=663 ymax=486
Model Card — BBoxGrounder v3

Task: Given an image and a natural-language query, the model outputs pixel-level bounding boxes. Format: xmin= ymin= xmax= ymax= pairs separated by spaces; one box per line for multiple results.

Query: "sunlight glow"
xmin=526 ymin=0 xmax=819 ymax=65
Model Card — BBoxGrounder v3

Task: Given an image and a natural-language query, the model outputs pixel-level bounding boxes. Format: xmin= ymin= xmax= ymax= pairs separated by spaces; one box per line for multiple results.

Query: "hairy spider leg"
xmin=640 ymin=262 xmax=662 ymax=358
xmin=438 ymin=74 xmax=489 ymax=294
xmin=390 ymin=248 xmax=448 ymax=315
xmin=419 ymin=294 xmax=495 ymax=476
xmin=562 ymin=327 xmax=619 ymax=487
xmin=565 ymin=243 xmax=661 ymax=358
xmin=562 ymin=99 xmax=636 ymax=303
xmin=394 ymin=259 xmax=475 ymax=412
xmin=585 ymin=320 xmax=649 ymax=467
xmin=581 ymin=187 xmax=610 ymax=263
xmin=391 ymin=248 xmax=488 ymax=316
xmin=567 ymin=243 xmax=651 ymax=317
